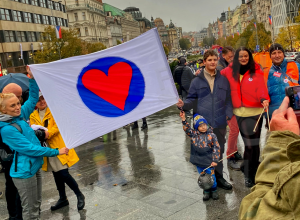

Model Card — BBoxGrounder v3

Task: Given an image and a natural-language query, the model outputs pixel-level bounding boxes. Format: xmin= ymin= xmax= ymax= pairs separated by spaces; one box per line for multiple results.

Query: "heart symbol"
xmin=82 ymin=62 xmax=133 ymax=111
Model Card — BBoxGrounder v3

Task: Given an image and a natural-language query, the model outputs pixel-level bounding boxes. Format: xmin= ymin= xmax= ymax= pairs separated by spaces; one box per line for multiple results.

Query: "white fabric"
xmin=29 ymin=29 xmax=178 ymax=149
xmin=31 ymin=124 xmax=48 ymax=131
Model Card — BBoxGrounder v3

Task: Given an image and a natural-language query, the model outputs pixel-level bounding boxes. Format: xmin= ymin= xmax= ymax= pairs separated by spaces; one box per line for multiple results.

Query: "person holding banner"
xmin=30 ymin=92 xmax=85 ymax=211
xmin=0 ymin=90 xmax=69 ymax=220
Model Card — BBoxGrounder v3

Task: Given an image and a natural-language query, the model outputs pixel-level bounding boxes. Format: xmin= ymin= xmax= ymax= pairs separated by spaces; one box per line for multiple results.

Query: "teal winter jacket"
xmin=267 ymin=59 xmax=300 ymax=118
xmin=0 ymin=79 xmax=59 ymax=179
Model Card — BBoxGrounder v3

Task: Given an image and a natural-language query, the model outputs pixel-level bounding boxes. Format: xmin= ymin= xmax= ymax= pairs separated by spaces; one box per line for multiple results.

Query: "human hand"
xmin=211 ymin=162 xmax=217 ymax=167
xmin=262 ymin=100 xmax=269 ymax=108
xmin=44 ymin=131 xmax=49 ymax=139
xmin=180 ymin=111 xmax=186 ymax=121
xmin=177 ymin=99 xmax=184 ymax=108
xmin=26 ymin=65 xmax=34 ymax=79
xmin=59 ymin=147 xmax=69 ymax=155
xmin=195 ymin=69 xmax=201 ymax=76
xmin=270 ymin=96 xmax=299 ymax=135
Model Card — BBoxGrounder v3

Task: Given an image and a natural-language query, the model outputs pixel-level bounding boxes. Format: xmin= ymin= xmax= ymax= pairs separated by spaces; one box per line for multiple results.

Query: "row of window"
xmin=4 ymin=30 xmax=40 ymax=42
xmin=10 ymin=0 xmax=66 ymax=13
xmin=0 ymin=8 xmax=68 ymax=27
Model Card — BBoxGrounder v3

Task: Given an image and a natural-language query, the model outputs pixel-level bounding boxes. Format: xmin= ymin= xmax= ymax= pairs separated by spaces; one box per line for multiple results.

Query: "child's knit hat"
xmin=193 ymin=114 xmax=208 ymax=130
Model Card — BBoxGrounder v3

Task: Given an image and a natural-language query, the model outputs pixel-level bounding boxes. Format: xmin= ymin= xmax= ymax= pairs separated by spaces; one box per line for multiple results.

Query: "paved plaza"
xmin=0 ymin=106 xmax=269 ymax=220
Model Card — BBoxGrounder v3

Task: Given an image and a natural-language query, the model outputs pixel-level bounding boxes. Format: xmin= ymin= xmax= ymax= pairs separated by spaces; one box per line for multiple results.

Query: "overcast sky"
xmin=104 ymin=0 xmax=242 ymax=32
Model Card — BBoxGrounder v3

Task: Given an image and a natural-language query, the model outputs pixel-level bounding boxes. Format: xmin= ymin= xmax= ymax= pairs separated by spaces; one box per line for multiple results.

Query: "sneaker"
xmin=234 ymin=152 xmax=243 ymax=161
xmin=141 ymin=123 xmax=148 ymax=130
xmin=228 ymin=159 xmax=241 ymax=171
xmin=245 ymin=178 xmax=254 ymax=188
xmin=211 ymin=190 xmax=219 ymax=200
xmin=203 ymin=191 xmax=210 ymax=201
xmin=0 ymin=191 xmax=3 ymax=199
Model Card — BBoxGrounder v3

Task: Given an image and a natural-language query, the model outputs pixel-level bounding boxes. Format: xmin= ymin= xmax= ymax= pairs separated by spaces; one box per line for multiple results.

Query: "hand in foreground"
xmin=211 ymin=162 xmax=217 ymax=167
xmin=26 ymin=66 xmax=34 ymax=79
xmin=180 ymin=111 xmax=186 ymax=121
xmin=262 ymin=100 xmax=269 ymax=108
xmin=270 ymin=96 xmax=299 ymax=135
xmin=195 ymin=69 xmax=201 ymax=76
xmin=59 ymin=147 xmax=69 ymax=155
xmin=177 ymin=99 xmax=184 ymax=108
xmin=44 ymin=131 xmax=49 ymax=139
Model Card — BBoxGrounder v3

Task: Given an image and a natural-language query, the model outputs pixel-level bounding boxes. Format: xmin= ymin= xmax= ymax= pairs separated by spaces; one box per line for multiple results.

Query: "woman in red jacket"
xmin=221 ymin=47 xmax=270 ymax=188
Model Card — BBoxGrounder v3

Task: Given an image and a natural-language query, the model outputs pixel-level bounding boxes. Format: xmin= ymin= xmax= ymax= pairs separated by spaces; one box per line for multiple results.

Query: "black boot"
xmin=141 ymin=123 xmax=148 ymax=130
xmin=131 ymin=122 xmax=138 ymax=130
xmin=245 ymin=178 xmax=254 ymax=188
xmin=51 ymin=197 xmax=69 ymax=211
xmin=77 ymin=193 xmax=85 ymax=211
xmin=216 ymin=177 xmax=232 ymax=190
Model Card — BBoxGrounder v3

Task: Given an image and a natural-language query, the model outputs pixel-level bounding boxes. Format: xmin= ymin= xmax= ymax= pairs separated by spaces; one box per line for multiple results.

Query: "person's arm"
xmin=21 ymin=78 xmax=39 ymax=120
xmin=182 ymin=121 xmax=197 ymax=138
xmin=211 ymin=133 xmax=220 ymax=163
xmin=256 ymin=71 xmax=270 ymax=104
xmin=182 ymin=80 xmax=198 ymax=111
xmin=1 ymin=126 xmax=59 ymax=157
xmin=47 ymin=117 xmax=59 ymax=139
xmin=224 ymin=79 xmax=233 ymax=119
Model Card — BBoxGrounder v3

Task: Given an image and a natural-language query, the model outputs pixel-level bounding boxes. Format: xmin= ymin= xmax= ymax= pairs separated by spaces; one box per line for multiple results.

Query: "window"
xmin=57 ymin=17 xmax=62 ymax=26
xmin=21 ymin=0 xmax=30 ymax=3
xmin=65 ymin=19 xmax=68 ymax=27
xmin=31 ymin=0 xmax=38 ymax=6
xmin=55 ymin=2 xmax=60 ymax=11
xmin=33 ymin=14 xmax=41 ymax=23
xmin=16 ymin=31 xmax=26 ymax=42
xmin=61 ymin=18 xmax=65 ymax=26
xmin=28 ymin=32 xmax=36 ymax=42
xmin=40 ymin=0 xmax=46 ymax=7
xmin=0 ymin=9 xmax=11 ymax=21
xmin=48 ymin=0 xmax=53 ymax=9
xmin=85 ymin=27 xmax=88 ymax=36
xmin=75 ymin=0 xmax=78 ymax=5
xmin=13 ymin=11 xmax=22 ymax=22
xmin=4 ymin=31 xmax=15 ymax=42
xmin=82 ymin=12 xmax=86 ymax=20
xmin=50 ymin=16 xmax=56 ymax=25
xmin=24 ymin=12 xmax=32 ymax=23
xmin=74 ymin=13 xmax=78 ymax=21
xmin=77 ymin=28 xmax=81 ymax=37
xmin=42 ymin=15 xmax=49 ymax=24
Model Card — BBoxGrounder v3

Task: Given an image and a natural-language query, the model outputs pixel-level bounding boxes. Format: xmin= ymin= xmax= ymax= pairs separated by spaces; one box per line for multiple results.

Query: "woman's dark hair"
xmin=232 ymin=47 xmax=256 ymax=80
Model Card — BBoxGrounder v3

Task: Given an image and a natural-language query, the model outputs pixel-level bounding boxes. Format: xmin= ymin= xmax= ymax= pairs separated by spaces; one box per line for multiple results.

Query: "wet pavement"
xmin=0 ymin=105 xmax=269 ymax=220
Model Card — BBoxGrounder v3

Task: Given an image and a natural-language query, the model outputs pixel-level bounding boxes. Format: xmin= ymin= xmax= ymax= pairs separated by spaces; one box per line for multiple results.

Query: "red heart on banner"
xmin=82 ymin=62 xmax=133 ymax=111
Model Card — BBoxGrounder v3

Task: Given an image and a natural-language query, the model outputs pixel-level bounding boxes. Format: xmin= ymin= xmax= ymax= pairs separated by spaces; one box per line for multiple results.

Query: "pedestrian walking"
xmin=180 ymin=112 xmax=220 ymax=201
xmin=0 ymin=91 xmax=69 ymax=220
xmin=30 ymin=93 xmax=85 ymax=211
xmin=266 ymin=43 xmax=300 ymax=118
xmin=217 ymin=46 xmax=243 ymax=170
xmin=177 ymin=50 xmax=233 ymax=190
xmin=131 ymin=117 xmax=148 ymax=130
xmin=221 ymin=47 xmax=270 ymax=188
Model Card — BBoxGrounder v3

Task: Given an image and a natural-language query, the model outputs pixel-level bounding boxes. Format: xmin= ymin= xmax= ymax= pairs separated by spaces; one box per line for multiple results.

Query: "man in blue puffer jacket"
xmin=267 ymin=43 xmax=300 ymax=118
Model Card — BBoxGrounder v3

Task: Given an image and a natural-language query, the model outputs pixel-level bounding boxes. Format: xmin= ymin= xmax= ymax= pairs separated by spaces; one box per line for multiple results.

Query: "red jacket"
xmin=221 ymin=63 xmax=270 ymax=108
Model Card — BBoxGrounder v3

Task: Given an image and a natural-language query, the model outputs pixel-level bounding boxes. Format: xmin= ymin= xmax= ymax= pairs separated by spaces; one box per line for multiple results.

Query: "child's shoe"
xmin=203 ymin=190 xmax=210 ymax=201
xmin=211 ymin=190 xmax=219 ymax=200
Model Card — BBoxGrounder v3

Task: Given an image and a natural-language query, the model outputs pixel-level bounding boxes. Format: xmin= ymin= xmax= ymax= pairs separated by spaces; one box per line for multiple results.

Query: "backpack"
xmin=0 ymin=123 xmax=23 ymax=172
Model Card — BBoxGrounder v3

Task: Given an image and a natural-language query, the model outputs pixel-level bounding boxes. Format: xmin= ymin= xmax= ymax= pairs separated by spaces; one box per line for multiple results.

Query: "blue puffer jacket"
xmin=183 ymin=70 xmax=233 ymax=128
xmin=267 ymin=59 xmax=300 ymax=117
xmin=0 ymin=79 xmax=59 ymax=179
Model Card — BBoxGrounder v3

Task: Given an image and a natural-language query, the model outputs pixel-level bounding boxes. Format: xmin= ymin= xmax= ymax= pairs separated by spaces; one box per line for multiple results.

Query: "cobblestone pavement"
xmin=0 ymin=106 xmax=269 ymax=220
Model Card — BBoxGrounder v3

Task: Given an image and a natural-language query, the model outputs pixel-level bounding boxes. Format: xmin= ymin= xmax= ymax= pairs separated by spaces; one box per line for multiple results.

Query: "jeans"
xmin=13 ymin=170 xmax=42 ymax=220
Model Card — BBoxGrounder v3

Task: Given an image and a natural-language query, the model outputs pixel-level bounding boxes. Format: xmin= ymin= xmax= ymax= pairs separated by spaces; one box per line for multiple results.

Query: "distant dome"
xmin=124 ymin=7 xmax=139 ymax=12
xmin=154 ymin=18 xmax=163 ymax=23
xmin=169 ymin=19 xmax=175 ymax=28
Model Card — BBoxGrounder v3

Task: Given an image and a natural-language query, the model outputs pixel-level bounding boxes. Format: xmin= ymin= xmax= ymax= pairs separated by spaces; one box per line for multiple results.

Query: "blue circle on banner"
xmin=77 ymin=57 xmax=145 ymax=117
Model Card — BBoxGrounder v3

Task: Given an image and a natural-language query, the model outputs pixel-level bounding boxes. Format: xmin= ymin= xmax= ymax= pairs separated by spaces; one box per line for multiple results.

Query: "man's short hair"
xmin=222 ymin=46 xmax=235 ymax=55
xmin=203 ymin=50 xmax=218 ymax=61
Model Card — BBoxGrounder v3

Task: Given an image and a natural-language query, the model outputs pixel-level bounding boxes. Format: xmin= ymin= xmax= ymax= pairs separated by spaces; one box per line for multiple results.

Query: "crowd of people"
xmin=175 ymin=43 xmax=300 ymax=209
xmin=0 ymin=68 xmax=85 ymax=220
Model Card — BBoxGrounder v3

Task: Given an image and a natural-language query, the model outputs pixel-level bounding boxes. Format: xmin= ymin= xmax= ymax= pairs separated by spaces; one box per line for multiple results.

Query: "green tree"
xmin=164 ymin=46 xmax=169 ymax=56
xmin=82 ymin=42 xmax=106 ymax=55
xmin=225 ymin=34 xmax=240 ymax=48
xmin=248 ymin=22 xmax=272 ymax=50
xmin=179 ymin=38 xmax=191 ymax=50
xmin=202 ymin=37 xmax=216 ymax=47
xmin=117 ymin=40 xmax=122 ymax=45
xmin=276 ymin=19 xmax=297 ymax=50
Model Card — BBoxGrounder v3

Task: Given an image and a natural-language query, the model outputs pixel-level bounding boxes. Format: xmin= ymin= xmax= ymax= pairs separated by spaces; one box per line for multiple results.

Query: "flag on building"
xmin=269 ymin=15 xmax=272 ymax=25
xmin=254 ymin=22 xmax=257 ymax=28
xmin=232 ymin=33 xmax=234 ymax=38
xmin=237 ymin=30 xmax=240 ymax=36
xmin=225 ymin=36 xmax=226 ymax=40
xmin=55 ymin=26 xmax=62 ymax=39
xmin=29 ymin=29 xmax=178 ymax=149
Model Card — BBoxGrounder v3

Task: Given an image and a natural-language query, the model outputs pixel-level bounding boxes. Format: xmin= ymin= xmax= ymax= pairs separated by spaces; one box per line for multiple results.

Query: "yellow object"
xmin=30 ymin=108 xmax=79 ymax=171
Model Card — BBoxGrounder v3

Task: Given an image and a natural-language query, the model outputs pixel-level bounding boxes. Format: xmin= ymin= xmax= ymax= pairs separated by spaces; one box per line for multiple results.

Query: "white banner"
xmin=30 ymin=29 xmax=178 ymax=149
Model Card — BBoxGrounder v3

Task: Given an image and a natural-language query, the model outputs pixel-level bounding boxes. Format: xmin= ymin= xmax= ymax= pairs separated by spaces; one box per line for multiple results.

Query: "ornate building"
xmin=154 ymin=17 xmax=169 ymax=48
xmin=255 ymin=0 xmax=272 ymax=33
xmin=123 ymin=7 xmax=153 ymax=34
xmin=66 ymin=0 xmax=109 ymax=47
xmin=167 ymin=20 xmax=179 ymax=52
xmin=106 ymin=16 xmax=122 ymax=47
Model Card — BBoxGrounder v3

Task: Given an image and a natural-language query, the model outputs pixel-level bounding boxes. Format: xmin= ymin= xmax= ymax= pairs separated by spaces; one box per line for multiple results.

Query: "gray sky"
xmin=104 ymin=0 xmax=242 ymax=32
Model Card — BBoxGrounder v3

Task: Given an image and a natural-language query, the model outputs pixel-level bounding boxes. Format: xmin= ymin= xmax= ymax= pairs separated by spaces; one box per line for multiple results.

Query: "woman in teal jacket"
xmin=0 ymin=88 xmax=69 ymax=220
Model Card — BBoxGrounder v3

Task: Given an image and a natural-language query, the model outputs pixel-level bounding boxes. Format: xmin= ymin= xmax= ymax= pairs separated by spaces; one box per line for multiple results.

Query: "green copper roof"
xmin=103 ymin=3 xmax=125 ymax=17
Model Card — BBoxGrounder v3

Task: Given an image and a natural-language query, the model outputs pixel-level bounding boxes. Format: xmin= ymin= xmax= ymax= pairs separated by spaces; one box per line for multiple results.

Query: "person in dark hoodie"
xmin=177 ymin=50 xmax=233 ymax=190
xmin=173 ymin=57 xmax=195 ymax=117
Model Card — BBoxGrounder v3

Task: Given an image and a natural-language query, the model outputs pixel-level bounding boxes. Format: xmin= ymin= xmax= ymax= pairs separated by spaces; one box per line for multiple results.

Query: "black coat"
xmin=173 ymin=65 xmax=195 ymax=93
xmin=183 ymin=69 xmax=233 ymax=129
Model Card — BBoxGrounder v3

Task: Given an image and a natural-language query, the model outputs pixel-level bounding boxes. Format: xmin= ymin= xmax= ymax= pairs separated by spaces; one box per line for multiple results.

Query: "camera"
xmin=285 ymin=86 xmax=300 ymax=110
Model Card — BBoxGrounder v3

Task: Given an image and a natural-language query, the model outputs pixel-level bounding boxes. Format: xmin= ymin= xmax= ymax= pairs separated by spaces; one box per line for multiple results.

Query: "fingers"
xmin=277 ymin=97 xmax=290 ymax=113
xmin=287 ymin=107 xmax=298 ymax=123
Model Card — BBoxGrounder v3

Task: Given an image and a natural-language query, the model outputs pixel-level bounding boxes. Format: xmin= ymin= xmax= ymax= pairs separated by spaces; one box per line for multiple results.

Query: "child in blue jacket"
xmin=180 ymin=112 xmax=220 ymax=201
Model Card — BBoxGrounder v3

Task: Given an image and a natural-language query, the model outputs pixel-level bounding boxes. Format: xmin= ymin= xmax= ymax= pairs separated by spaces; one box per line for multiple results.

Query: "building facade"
xmin=154 ymin=17 xmax=169 ymax=47
xmin=255 ymin=0 xmax=272 ymax=33
xmin=123 ymin=7 xmax=153 ymax=34
xmin=167 ymin=20 xmax=179 ymax=52
xmin=66 ymin=0 xmax=109 ymax=47
xmin=0 ymin=0 xmax=68 ymax=72
xmin=106 ymin=16 xmax=122 ymax=47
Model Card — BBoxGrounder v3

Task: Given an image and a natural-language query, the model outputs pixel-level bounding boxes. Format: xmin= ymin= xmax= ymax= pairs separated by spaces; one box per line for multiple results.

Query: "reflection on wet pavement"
xmin=0 ymin=106 xmax=270 ymax=220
